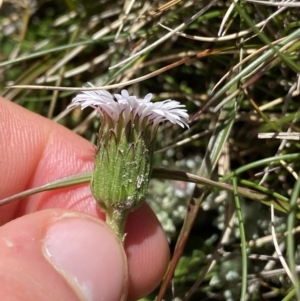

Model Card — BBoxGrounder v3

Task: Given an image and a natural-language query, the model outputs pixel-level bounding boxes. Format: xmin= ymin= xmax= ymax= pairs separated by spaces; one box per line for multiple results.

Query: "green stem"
xmin=106 ymin=209 xmax=129 ymax=244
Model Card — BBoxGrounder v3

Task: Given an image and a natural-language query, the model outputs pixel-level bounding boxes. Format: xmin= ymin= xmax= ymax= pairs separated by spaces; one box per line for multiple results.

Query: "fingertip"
xmin=44 ymin=211 xmax=128 ymax=301
xmin=0 ymin=96 xmax=95 ymax=223
xmin=0 ymin=209 xmax=128 ymax=301
xmin=125 ymin=203 xmax=170 ymax=300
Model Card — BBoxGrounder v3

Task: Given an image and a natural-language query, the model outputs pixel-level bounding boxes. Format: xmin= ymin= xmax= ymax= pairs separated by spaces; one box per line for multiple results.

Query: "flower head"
xmin=67 ymin=83 xmax=189 ymax=242
xmin=68 ymin=83 xmax=189 ymax=130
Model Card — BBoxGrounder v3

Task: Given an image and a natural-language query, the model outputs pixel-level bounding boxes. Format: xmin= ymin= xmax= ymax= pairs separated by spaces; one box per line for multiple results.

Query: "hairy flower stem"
xmin=106 ymin=209 xmax=129 ymax=244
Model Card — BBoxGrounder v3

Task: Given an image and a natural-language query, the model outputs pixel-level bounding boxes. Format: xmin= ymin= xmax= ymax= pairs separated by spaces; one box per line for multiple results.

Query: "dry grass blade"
xmin=138 ymin=0 xmax=183 ymax=19
xmin=246 ymin=0 xmax=300 ymax=6
xmin=271 ymin=204 xmax=296 ymax=285
xmin=258 ymin=132 xmax=300 ymax=140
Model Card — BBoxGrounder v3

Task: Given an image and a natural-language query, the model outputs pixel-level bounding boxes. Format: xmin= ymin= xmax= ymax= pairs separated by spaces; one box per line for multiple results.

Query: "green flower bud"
xmin=91 ymin=114 xmax=156 ymax=241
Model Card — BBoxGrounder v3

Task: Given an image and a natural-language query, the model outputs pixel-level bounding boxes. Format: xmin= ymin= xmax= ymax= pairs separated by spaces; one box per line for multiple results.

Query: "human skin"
xmin=0 ymin=97 xmax=170 ymax=301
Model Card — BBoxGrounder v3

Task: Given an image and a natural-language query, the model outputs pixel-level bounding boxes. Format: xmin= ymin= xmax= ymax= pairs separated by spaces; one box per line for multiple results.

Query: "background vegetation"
xmin=1 ymin=0 xmax=300 ymax=300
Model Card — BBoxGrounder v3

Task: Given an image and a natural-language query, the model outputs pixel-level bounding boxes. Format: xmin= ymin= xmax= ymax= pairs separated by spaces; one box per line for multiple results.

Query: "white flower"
xmin=67 ymin=83 xmax=190 ymax=242
xmin=67 ymin=83 xmax=189 ymax=129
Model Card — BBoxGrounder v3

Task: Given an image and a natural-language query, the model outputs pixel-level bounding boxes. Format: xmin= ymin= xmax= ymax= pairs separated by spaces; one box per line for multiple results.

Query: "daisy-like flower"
xmin=68 ymin=83 xmax=189 ymax=242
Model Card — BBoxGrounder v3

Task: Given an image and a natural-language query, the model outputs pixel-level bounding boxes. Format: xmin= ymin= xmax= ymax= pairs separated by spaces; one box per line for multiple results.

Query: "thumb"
xmin=0 ymin=209 xmax=128 ymax=301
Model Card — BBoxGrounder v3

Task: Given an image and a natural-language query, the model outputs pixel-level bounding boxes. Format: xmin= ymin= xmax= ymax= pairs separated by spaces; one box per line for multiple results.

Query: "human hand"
xmin=0 ymin=97 xmax=169 ymax=301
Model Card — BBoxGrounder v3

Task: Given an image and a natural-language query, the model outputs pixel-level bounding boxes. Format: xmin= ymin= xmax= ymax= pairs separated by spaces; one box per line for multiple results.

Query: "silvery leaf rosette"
xmin=67 ymin=83 xmax=189 ymax=243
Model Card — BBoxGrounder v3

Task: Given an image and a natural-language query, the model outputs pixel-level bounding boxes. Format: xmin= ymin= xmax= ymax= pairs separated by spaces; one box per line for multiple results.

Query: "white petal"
xmin=142 ymin=93 xmax=152 ymax=103
xmin=67 ymin=84 xmax=189 ymax=128
xmin=121 ymin=89 xmax=130 ymax=98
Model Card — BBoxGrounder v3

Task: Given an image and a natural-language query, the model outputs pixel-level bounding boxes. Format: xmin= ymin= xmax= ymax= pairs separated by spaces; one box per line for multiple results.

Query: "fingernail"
xmin=43 ymin=216 xmax=128 ymax=301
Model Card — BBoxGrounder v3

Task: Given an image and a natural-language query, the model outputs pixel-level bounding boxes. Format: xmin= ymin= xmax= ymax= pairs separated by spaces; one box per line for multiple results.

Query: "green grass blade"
xmin=233 ymin=177 xmax=247 ymax=301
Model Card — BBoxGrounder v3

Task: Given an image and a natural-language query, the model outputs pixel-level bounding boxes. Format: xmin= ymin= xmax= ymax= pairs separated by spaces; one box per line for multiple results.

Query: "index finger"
xmin=0 ymin=96 xmax=97 ymax=223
